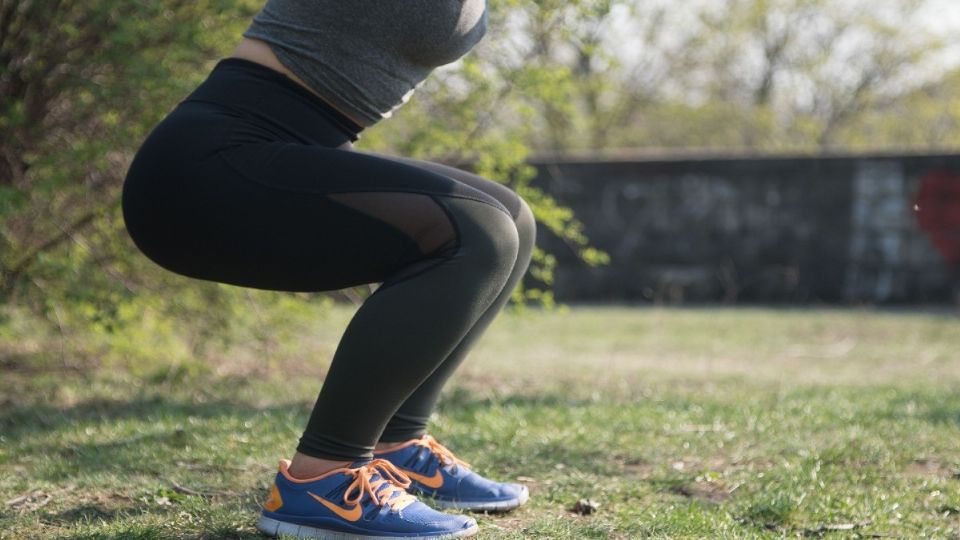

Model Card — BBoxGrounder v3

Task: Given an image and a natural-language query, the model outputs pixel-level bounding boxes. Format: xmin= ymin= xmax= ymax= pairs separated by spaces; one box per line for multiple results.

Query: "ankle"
xmin=287 ymin=451 xmax=352 ymax=479
xmin=375 ymin=440 xmax=411 ymax=451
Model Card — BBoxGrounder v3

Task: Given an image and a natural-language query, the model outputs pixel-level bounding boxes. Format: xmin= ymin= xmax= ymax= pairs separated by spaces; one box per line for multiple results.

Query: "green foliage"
xmin=495 ymin=0 xmax=960 ymax=153
xmin=1 ymin=0 xmax=613 ymax=357
xmin=4 ymin=0 xmax=958 ymax=356
xmin=0 ymin=0 xmax=268 ymax=352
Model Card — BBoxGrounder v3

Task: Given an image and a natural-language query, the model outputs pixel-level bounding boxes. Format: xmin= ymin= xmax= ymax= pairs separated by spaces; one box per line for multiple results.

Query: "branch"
xmin=5 ymin=207 xmax=103 ymax=287
xmin=0 ymin=0 xmax=17 ymax=50
xmin=816 ymin=66 xmax=886 ymax=147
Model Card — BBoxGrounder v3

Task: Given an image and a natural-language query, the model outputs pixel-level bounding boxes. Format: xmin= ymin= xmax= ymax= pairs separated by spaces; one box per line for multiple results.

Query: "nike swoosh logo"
xmin=402 ymin=468 xmax=444 ymax=489
xmin=307 ymin=492 xmax=362 ymax=521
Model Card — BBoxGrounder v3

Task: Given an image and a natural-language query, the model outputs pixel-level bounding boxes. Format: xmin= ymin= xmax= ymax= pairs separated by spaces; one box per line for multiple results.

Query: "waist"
xmin=183 ymin=57 xmax=366 ymax=145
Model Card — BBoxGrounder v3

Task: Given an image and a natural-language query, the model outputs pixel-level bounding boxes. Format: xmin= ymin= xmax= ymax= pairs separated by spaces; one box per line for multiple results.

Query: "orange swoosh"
xmin=403 ymin=468 xmax=444 ymax=489
xmin=307 ymin=492 xmax=362 ymax=521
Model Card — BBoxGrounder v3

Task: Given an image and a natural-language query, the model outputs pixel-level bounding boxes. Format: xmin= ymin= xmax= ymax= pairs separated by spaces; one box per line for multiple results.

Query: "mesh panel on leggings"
xmin=326 ymin=192 xmax=458 ymax=258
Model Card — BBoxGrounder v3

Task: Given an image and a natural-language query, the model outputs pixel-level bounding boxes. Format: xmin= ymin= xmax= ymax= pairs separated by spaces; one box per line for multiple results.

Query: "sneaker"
xmin=256 ymin=457 xmax=478 ymax=539
xmin=373 ymin=435 xmax=529 ymax=512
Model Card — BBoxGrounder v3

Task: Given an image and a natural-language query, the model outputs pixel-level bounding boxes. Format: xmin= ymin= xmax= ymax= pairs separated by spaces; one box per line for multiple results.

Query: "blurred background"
xmin=2 ymin=1 xmax=959 ymax=538
xmin=3 ymin=0 xmax=959 ymax=342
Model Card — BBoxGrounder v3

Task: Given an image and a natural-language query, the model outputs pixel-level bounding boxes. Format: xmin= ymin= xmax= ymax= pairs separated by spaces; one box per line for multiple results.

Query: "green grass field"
xmin=2 ymin=304 xmax=959 ymax=538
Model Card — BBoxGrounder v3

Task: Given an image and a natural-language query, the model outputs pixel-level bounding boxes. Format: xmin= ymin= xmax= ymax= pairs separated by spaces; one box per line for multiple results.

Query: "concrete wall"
xmin=525 ymin=151 xmax=960 ymax=304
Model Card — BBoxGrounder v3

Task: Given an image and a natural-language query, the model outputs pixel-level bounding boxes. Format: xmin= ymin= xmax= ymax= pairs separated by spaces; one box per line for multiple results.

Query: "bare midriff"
xmin=230 ymin=37 xmax=369 ymax=128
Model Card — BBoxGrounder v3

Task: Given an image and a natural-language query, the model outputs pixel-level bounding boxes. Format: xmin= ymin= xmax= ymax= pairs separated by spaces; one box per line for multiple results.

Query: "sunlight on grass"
xmin=1 ymin=305 xmax=958 ymax=538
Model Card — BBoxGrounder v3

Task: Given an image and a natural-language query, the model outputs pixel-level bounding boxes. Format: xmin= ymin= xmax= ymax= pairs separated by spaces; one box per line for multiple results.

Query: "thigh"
xmin=124 ymin=140 xmax=514 ymax=292
xmin=356 ymin=151 xmax=524 ymax=220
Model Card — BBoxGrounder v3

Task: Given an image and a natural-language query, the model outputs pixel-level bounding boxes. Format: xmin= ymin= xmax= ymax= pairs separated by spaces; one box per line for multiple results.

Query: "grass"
xmin=1 ymin=304 xmax=959 ymax=538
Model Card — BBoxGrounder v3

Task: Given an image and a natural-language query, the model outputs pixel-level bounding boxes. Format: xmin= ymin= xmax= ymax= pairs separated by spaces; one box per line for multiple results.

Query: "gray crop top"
xmin=242 ymin=0 xmax=488 ymax=127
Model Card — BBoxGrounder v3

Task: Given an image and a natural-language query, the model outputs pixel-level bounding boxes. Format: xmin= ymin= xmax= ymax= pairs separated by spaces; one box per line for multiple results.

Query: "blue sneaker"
xmin=256 ymin=458 xmax=478 ymax=539
xmin=373 ymin=435 xmax=529 ymax=512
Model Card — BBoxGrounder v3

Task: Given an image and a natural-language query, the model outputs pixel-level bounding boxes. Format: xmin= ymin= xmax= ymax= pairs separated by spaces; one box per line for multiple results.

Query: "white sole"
xmin=427 ymin=485 xmax=530 ymax=512
xmin=256 ymin=516 xmax=478 ymax=539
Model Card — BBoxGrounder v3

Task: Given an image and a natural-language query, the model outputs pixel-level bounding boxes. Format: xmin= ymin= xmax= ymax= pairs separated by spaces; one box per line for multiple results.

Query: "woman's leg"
xmin=123 ymin=135 xmax=522 ymax=470
xmin=359 ymin=153 xmax=537 ymax=443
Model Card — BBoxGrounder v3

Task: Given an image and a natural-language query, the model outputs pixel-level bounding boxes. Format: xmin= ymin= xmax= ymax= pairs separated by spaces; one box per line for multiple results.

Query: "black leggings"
xmin=121 ymin=58 xmax=536 ymax=461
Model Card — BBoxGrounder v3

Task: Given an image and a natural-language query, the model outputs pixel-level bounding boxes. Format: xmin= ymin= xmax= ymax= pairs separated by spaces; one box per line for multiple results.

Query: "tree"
xmin=356 ymin=0 xmax=614 ymax=307
xmin=0 ymin=0 xmax=264 ymax=303
xmin=0 ymin=0 xmax=609 ymax=351
xmin=616 ymin=0 xmax=953 ymax=151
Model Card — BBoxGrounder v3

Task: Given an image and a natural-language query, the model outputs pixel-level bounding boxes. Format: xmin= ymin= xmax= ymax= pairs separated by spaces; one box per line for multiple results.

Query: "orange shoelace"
xmin=415 ymin=435 xmax=471 ymax=469
xmin=343 ymin=459 xmax=417 ymax=512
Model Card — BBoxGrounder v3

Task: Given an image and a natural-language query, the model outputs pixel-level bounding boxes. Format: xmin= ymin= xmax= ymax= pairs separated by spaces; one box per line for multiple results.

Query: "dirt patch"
xmin=614 ymin=455 xmax=655 ymax=477
xmin=5 ymin=489 xmax=55 ymax=515
xmin=904 ymin=458 xmax=960 ymax=480
xmin=477 ymin=513 xmax=540 ymax=536
xmin=41 ymin=492 xmax=140 ymax=525
xmin=669 ymin=480 xmax=735 ymax=504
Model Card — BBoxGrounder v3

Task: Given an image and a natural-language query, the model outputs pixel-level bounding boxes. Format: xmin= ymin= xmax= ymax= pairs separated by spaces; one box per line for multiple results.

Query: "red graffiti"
xmin=915 ymin=169 xmax=960 ymax=268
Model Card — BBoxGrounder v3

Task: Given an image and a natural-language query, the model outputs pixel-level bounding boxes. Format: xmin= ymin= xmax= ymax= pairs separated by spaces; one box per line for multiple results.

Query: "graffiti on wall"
xmin=914 ymin=169 xmax=960 ymax=269
xmin=531 ymin=154 xmax=959 ymax=303
xmin=844 ymin=161 xmax=909 ymax=302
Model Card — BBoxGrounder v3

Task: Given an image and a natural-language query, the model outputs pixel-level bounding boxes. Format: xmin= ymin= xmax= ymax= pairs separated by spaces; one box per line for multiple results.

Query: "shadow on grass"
xmin=2 ymin=393 xmax=301 ymax=441
xmin=2 ymin=393 xmax=309 ymax=485
xmin=5 ymin=387 xmax=622 ymax=481
xmin=40 ymin=494 xmax=270 ymax=540
xmin=870 ymin=389 xmax=960 ymax=426
xmin=51 ymin=517 xmax=267 ymax=540
xmin=7 ymin=387 xmax=594 ymax=539
xmin=42 ymin=501 xmax=179 ymax=530
xmin=436 ymin=386 xmax=604 ymax=412
xmin=57 ymin=531 xmax=265 ymax=540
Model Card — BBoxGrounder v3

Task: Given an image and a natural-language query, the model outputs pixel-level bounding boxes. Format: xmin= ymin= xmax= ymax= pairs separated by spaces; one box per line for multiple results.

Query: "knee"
xmin=447 ymin=197 xmax=520 ymax=277
xmin=479 ymin=205 xmax=522 ymax=271
xmin=515 ymin=195 xmax=537 ymax=253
